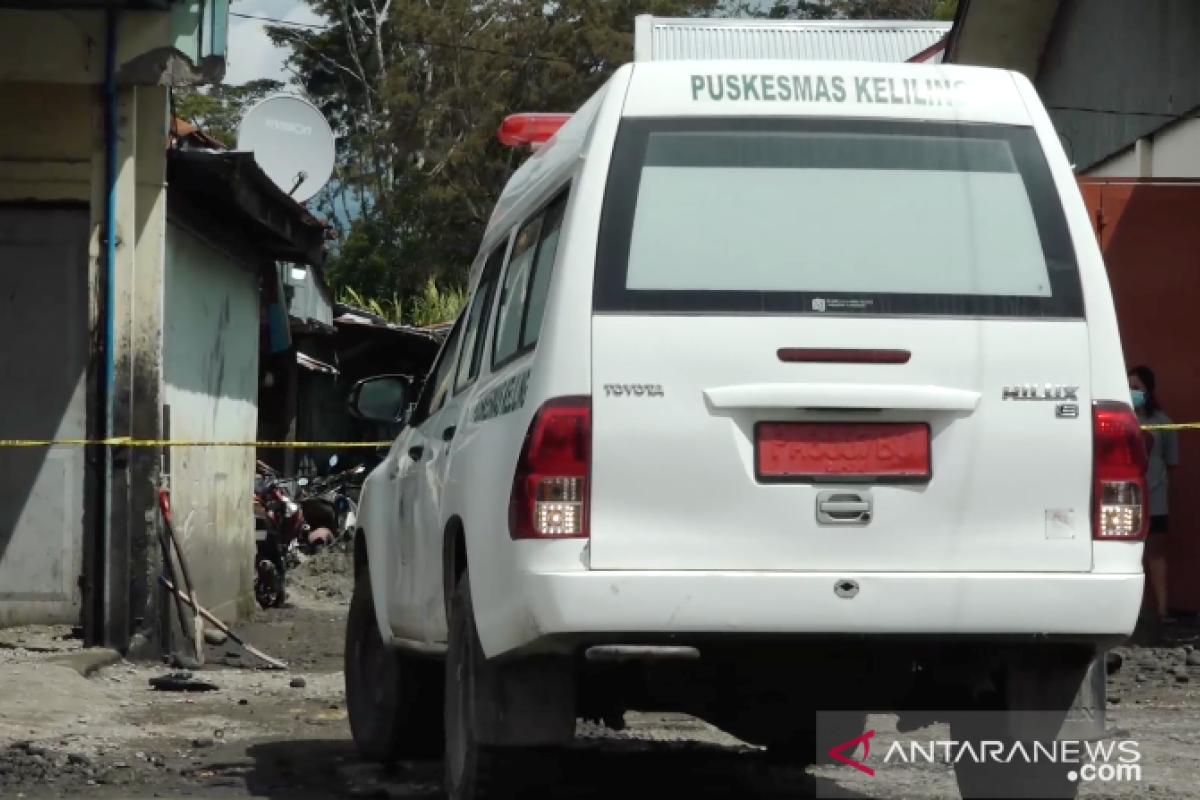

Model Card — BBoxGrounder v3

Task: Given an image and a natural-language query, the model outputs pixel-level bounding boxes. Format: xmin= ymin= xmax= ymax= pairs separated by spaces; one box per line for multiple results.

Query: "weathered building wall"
xmin=163 ymin=220 xmax=259 ymax=622
xmin=0 ymin=83 xmax=95 ymax=204
xmin=0 ymin=83 xmax=96 ymax=628
xmin=0 ymin=6 xmax=229 ymax=85
xmin=0 ymin=2 xmax=233 ymax=647
xmin=0 ymin=207 xmax=90 ymax=626
xmin=1087 ymin=118 xmax=1200 ymax=179
xmin=1037 ymin=0 xmax=1200 ymax=173
xmin=1079 ymin=179 xmax=1200 ymax=613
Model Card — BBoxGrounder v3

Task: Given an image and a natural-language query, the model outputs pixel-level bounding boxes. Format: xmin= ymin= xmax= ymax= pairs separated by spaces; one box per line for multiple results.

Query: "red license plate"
xmin=756 ymin=422 xmax=931 ymax=481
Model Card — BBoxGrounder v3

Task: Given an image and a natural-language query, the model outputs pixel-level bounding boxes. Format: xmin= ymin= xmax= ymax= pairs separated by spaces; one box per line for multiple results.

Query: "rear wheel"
xmin=345 ymin=567 xmax=443 ymax=761
xmin=445 ymin=574 xmax=497 ymax=799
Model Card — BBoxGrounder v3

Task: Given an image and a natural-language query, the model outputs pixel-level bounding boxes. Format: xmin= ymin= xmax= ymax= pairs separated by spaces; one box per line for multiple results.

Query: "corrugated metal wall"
xmin=164 ymin=221 xmax=259 ymax=622
xmin=1038 ymin=0 xmax=1200 ymax=172
xmin=640 ymin=18 xmax=949 ymax=62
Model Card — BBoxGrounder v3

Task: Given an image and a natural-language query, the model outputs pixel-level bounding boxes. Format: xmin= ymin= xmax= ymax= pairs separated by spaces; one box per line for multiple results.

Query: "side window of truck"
xmin=409 ymin=313 xmax=465 ymax=427
xmin=491 ymin=188 xmax=570 ymax=367
xmin=521 ymin=192 xmax=568 ymax=348
xmin=454 ymin=245 xmax=506 ymax=394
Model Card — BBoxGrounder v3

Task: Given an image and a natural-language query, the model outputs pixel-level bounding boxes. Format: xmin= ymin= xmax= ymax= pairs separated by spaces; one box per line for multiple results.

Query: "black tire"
xmin=254 ymin=555 xmax=284 ymax=611
xmin=345 ymin=567 xmax=443 ymax=762
xmin=270 ymin=554 xmax=287 ymax=608
xmin=445 ymin=575 xmax=497 ymax=800
xmin=950 ymin=712 xmax=1080 ymax=799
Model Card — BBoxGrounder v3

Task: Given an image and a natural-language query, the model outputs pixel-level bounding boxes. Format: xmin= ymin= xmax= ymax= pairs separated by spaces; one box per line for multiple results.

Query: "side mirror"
xmin=348 ymin=374 xmax=411 ymax=425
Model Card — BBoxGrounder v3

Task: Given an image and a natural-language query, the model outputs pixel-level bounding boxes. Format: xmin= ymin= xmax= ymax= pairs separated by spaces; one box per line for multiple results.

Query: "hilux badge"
xmin=1001 ymin=384 xmax=1079 ymax=401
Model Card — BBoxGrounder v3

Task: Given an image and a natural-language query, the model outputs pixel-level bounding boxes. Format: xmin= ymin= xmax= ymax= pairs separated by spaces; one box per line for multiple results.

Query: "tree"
xmin=173 ymin=79 xmax=285 ymax=146
xmin=266 ymin=0 xmax=718 ymax=316
xmin=264 ymin=0 xmax=954 ymax=325
xmin=754 ymin=0 xmax=956 ymax=21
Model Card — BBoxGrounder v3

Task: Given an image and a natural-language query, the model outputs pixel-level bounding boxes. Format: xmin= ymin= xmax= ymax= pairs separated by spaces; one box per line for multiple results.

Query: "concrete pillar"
xmin=127 ymin=86 xmax=169 ymax=655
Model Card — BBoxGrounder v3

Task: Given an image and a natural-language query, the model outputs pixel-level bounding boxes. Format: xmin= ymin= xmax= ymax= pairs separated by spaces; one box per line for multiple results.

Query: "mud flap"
xmin=1062 ymin=651 xmax=1107 ymax=740
xmin=473 ymin=654 xmax=576 ymax=748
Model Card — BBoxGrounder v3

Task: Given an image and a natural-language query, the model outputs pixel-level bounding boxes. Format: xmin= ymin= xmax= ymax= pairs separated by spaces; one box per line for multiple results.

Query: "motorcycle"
xmin=297 ymin=454 xmax=368 ymax=547
xmin=253 ymin=461 xmax=310 ymax=609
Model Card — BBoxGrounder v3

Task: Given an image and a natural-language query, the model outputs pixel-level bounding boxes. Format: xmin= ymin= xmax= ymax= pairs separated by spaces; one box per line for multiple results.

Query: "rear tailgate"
xmin=587 ymin=113 xmax=1092 ymax=573
xmin=590 ymin=316 xmax=1092 ymax=572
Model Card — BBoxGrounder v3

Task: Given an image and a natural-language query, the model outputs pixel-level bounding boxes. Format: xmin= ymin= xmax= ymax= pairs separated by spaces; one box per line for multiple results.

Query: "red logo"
xmin=828 ymin=729 xmax=876 ymax=776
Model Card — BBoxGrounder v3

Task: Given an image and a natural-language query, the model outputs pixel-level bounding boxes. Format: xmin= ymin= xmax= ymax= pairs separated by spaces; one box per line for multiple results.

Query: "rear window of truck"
xmin=594 ymin=118 xmax=1084 ymax=318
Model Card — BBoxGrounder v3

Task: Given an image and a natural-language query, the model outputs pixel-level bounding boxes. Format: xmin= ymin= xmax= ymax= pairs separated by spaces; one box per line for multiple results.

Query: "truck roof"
xmin=634 ymin=15 xmax=951 ymax=64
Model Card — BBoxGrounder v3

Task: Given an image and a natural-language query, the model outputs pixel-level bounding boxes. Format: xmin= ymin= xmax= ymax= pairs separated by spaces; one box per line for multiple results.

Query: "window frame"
xmin=593 ymin=117 xmax=1084 ymax=320
xmin=490 ymin=184 xmax=572 ymax=371
xmin=408 ymin=311 xmax=466 ymax=428
xmin=453 ymin=244 xmax=507 ymax=395
xmin=519 ymin=191 xmax=570 ymax=350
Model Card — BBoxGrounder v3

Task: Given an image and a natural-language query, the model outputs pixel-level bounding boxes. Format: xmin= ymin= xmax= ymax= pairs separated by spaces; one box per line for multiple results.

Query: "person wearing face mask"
xmin=1129 ymin=365 xmax=1179 ymax=625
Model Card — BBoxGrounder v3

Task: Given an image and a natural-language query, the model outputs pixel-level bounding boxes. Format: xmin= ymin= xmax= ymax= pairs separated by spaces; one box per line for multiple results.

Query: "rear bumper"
xmin=479 ymin=570 xmax=1143 ymax=657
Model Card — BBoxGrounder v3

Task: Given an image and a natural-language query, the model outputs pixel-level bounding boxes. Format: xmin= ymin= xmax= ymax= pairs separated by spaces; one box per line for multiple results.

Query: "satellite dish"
xmin=237 ymin=93 xmax=335 ymax=203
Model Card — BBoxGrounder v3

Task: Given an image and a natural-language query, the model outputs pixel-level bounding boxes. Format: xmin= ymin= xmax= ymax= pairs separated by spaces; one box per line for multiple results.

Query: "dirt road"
xmin=0 ymin=552 xmax=1198 ymax=799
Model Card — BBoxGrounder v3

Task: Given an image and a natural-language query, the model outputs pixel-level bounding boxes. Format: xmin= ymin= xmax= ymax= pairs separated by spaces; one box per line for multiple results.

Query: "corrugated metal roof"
xmin=297 ymin=351 xmax=338 ymax=375
xmin=635 ymin=16 xmax=951 ymax=63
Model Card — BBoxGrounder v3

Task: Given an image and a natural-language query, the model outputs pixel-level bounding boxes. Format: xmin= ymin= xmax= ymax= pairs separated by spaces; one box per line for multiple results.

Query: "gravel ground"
xmin=0 ymin=555 xmax=1198 ymax=799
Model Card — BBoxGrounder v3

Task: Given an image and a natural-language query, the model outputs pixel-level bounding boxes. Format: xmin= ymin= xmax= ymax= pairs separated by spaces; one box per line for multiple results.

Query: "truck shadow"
xmin=242 ymin=738 xmax=871 ymax=798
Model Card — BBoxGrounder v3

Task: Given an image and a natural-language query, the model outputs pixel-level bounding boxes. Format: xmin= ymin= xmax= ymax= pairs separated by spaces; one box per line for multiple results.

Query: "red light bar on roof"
xmin=498 ymin=113 xmax=571 ymax=147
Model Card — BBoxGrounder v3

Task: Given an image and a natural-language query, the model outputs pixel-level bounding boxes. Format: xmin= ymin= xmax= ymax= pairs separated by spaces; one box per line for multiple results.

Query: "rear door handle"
xmin=442 ymin=426 xmax=457 ymax=442
xmin=408 ymin=445 xmax=425 ymax=461
xmin=820 ymin=501 xmax=870 ymax=513
xmin=816 ymin=491 xmax=873 ymax=525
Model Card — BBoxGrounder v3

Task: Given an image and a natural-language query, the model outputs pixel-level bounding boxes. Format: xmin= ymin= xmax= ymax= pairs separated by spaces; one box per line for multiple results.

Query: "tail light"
xmin=509 ymin=397 xmax=591 ymax=539
xmin=1092 ymin=401 xmax=1148 ymax=540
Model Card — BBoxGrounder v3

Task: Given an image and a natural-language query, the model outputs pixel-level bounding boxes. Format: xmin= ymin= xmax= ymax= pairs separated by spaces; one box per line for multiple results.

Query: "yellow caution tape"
xmin=0 ymin=438 xmax=392 ymax=448
xmin=0 ymin=421 xmax=1193 ymax=445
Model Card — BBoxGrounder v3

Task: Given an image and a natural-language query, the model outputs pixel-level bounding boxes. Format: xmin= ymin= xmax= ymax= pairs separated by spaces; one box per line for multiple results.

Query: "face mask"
xmin=1131 ymin=389 xmax=1146 ymax=409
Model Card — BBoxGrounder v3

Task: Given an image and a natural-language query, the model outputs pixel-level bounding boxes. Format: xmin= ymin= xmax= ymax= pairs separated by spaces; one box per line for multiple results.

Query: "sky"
xmin=226 ymin=0 xmax=324 ymax=85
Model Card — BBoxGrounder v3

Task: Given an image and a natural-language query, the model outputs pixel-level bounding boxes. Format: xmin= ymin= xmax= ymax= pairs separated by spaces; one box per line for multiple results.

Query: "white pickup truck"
xmin=344 ymin=58 xmax=1145 ymax=800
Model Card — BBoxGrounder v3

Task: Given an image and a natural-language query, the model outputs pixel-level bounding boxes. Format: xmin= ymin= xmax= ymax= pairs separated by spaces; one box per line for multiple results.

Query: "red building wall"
xmin=1079 ymin=178 xmax=1200 ymax=613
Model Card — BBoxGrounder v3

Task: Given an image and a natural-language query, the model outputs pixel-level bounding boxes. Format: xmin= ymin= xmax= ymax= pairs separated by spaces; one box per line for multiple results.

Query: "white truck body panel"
xmin=356 ymin=60 xmax=1142 ymax=660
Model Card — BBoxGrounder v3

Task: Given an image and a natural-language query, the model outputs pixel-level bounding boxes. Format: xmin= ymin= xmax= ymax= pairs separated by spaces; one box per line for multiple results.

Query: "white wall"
xmin=1086 ymin=118 xmax=1200 ymax=178
xmin=164 ymin=221 xmax=260 ymax=621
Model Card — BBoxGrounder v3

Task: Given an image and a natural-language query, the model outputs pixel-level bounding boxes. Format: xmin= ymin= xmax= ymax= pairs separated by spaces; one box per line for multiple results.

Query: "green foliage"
xmin=173 ymin=79 xmax=285 ymax=145
xmin=741 ymin=0 xmax=957 ymax=21
xmin=408 ymin=279 xmax=468 ymax=327
xmin=336 ymin=280 xmax=466 ymax=326
xmin=258 ymin=0 xmax=955 ymax=316
xmin=336 ymin=286 xmax=405 ymax=325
